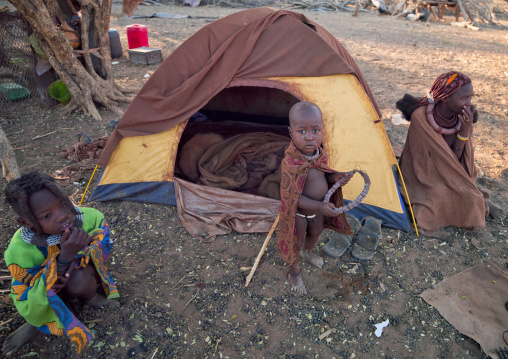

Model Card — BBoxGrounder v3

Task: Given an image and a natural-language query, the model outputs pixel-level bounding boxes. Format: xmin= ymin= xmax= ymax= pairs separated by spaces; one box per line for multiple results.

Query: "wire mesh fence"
xmin=0 ymin=11 xmax=37 ymax=106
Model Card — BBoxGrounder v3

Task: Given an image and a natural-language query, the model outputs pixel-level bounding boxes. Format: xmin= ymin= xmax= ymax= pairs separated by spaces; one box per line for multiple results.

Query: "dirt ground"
xmin=1 ymin=1 xmax=508 ymax=358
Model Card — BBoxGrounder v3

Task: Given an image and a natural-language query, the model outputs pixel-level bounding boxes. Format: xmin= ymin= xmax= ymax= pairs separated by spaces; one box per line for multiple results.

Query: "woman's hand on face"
xmin=459 ymin=105 xmax=475 ymax=135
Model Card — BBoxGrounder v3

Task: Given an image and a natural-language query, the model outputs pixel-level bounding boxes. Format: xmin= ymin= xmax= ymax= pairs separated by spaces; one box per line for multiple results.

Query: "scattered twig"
xmin=182 ymin=283 xmax=204 ymax=288
xmin=84 ymin=318 xmax=103 ymax=324
xmin=12 ymin=144 xmax=32 ymax=151
xmin=32 ymin=128 xmax=73 ymax=141
xmin=319 ymin=328 xmax=337 ymax=340
xmin=150 ymin=348 xmax=159 ymax=359
xmin=0 ymin=289 xmax=11 ymax=293
xmin=171 ymin=275 xmax=186 ymax=289
xmin=181 ymin=288 xmax=201 ymax=312
xmin=166 ymin=251 xmax=183 ymax=257
xmin=0 ymin=318 xmax=13 ymax=327
xmin=215 ymin=338 xmax=221 ymax=351
xmin=0 ymin=276 xmax=11 ymax=280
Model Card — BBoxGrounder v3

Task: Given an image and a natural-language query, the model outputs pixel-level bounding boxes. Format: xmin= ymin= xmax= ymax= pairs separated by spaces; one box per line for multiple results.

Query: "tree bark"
xmin=8 ymin=0 xmax=136 ymax=121
xmin=0 ymin=125 xmax=20 ymax=181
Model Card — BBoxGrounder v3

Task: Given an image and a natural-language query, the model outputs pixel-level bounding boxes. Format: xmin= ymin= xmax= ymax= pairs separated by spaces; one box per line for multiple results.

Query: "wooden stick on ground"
xmin=31 ymin=128 xmax=73 ymax=141
xmin=245 ymin=213 xmax=280 ymax=287
xmin=0 ymin=318 xmax=13 ymax=327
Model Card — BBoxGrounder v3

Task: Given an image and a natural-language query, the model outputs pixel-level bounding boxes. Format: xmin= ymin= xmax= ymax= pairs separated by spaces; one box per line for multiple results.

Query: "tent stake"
xmin=245 ymin=213 xmax=280 ymax=287
xmin=80 ymin=164 xmax=98 ymax=205
xmin=396 ymin=163 xmax=419 ymax=237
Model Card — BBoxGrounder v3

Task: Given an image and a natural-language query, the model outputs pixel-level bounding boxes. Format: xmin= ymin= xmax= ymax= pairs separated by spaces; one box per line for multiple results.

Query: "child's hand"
xmin=318 ymin=202 xmax=339 ymax=217
xmin=330 ymin=172 xmax=353 ymax=185
xmin=59 ymin=227 xmax=91 ymax=261
xmin=53 ymin=261 xmax=77 ymax=293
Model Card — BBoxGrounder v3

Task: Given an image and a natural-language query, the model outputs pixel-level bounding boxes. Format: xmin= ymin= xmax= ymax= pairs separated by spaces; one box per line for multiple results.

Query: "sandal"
xmin=351 ymin=216 xmax=382 ymax=260
xmin=322 ymin=231 xmax=352 ymax=258
xmin=347 ymin=214 xmax=361 ymax=235
xmin=321 ymin=214 xmax=360 ymax=258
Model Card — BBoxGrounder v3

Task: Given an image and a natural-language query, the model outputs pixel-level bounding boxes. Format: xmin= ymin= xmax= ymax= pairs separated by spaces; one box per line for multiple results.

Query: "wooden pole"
xmin=245 ymin=213 xmax=280 ymax=287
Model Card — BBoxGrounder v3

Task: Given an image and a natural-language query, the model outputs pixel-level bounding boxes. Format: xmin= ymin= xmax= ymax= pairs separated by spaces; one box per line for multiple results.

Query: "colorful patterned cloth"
xmin=4 ymin=207 xmax=119 ymax=353
xmin=277 ymin=142 xmax=352 ymax=264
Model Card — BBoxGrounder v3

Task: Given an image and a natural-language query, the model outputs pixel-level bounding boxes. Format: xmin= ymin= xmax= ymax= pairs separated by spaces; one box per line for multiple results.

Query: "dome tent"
xmin=92 ymin=8 xmax=411 ymax=238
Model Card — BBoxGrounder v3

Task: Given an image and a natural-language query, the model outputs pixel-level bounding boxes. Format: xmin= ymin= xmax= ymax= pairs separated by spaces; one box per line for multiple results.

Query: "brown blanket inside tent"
xmin=179 ymin=132 xmax=289 ymax=195
xmin=175 ymin=132 xmax=289 ymax=240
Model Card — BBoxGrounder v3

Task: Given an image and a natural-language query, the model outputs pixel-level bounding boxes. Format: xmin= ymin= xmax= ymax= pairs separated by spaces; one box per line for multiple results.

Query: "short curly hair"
xmin=5 ymin=172 xmax=78 ymax=234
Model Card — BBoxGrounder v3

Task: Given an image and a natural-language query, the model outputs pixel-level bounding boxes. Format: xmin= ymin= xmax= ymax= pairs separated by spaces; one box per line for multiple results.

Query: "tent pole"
xmin=245 ymin=212 xmax=280 ymax=287
xmin=80 ymin=164 xmax=99 ymax=205
xmin=395 ymin=163 xmax=419 ymax=237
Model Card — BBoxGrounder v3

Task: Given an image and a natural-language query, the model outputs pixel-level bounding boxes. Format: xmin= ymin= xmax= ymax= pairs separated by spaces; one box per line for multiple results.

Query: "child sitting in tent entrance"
xmin=2 ymin=172 xmax=119 ymax=357
xmin=277 ymin=102 xmax=353 ymax=295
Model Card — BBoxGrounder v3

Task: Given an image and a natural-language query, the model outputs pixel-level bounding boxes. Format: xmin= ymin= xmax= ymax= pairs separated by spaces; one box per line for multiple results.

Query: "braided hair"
xmin=396 ymin=71 xmax=475 ymax=121
xmin=5 ymin=172 xmax=78 ymax=234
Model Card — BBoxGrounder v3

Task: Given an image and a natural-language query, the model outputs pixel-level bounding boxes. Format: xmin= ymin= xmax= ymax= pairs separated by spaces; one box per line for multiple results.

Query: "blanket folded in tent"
xmin=4 ymin=207 xmax=119 ymax=354
xmin=197 ymin=132 xmax=290 ymax=192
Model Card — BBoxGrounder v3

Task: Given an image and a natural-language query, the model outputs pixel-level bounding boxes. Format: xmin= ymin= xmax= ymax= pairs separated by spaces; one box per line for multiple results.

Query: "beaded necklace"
xmin=426 ymin=103 xmax=461 ymax=135
xmin=303 ymin=147 xmax=320 ymax=161
xmin=20 ymin=206 xmax=83 ymax=247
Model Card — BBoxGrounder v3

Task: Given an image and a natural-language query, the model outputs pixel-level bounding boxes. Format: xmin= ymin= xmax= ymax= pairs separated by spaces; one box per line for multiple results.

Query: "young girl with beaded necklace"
xmin=396 ymin=71 xmax=504 ymax=235
xmin=2 ymin=172 xmax=119 ymax=357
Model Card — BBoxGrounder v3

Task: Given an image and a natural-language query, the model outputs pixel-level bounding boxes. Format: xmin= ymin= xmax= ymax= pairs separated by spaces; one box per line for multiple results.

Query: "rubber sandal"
xmin=346 ymin=214 xmax=361 ymax=235
xmin=321 ymin=214 xmax=359 ymax=258
xmin=321 ymin=231 xmax=352 ymax=258
xmin=351 ymin=216 xmax=382 ymax=260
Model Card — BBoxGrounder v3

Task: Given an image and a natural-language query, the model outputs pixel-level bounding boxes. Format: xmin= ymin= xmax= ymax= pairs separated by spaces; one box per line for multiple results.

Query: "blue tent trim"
xmin=345 ymin=166 xmax=411 ymax=231
xmin=90 ymin=179 xmax=177 ymax=205
xmin=91 ymin=168 xmax=412 ymax=232
xmin=344 ymin=199 xmax=411 ymax=232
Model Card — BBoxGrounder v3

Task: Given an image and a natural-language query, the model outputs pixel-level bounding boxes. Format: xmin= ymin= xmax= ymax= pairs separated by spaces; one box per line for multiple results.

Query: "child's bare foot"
xmin=486 ymin=199 xmax=505 ymax=219
xmin=85 ymin=293 xmax=120 ymax=308
xmin=288 ymin=271 xmax=307 ymax=295
xmin=300 ymin=250 xmax=324 ymax=268
xmin=2 ymin=322 xmax=40 ymax=357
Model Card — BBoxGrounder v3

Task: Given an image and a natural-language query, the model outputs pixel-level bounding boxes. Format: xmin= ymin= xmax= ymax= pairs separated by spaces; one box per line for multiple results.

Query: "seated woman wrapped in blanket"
xmin=396 ymin=71 xmax=505 ymax=234
xmin=2 ymin=172 xmax=119 ymax=357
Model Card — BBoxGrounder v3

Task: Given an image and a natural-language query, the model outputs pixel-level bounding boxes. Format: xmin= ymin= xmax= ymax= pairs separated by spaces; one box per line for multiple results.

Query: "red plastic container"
xmin=126 ymin=24 xmax=149 ymax=49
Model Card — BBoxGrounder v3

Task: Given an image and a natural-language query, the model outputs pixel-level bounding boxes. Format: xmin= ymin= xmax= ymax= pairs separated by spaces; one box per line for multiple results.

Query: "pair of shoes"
xmin=322 ymin=214 xmax=361 ymax=258
xmin=351 ymin=216 xmax=383 ymax=260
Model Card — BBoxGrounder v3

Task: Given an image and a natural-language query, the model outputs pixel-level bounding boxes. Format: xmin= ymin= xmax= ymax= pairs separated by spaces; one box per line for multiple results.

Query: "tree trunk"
xmin=8 ymin=0 xmax=136 ymax=121
xmin=0 ymin=125 xmax=20 ymax=181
